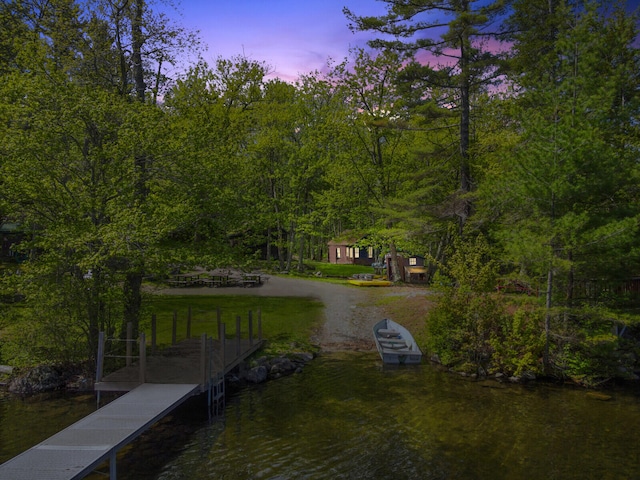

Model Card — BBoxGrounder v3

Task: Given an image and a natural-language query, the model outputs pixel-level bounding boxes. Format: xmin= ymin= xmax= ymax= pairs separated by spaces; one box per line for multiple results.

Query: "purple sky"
xmin=172 ymin=0 xmax=387 ymax=81
xmin=171 ymin=1 xmax=640 ymax=82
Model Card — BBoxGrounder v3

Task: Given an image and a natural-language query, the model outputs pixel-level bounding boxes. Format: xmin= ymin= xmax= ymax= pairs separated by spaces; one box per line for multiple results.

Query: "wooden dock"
xmin=0 ymin=383 xmax=199 ymax=480
xmin=0 ymin=313 xmax=264 ymax=480
xmin=95 ymin=335 xmax=263 ymax=394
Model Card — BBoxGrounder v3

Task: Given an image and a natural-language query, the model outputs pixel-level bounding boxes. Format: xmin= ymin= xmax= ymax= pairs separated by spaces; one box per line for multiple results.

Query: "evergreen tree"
xmin=325 ymin=49 xmax=422 ymax=280
xmin=492 ymin=0 xmax=640 ymax=372
xmin=344 ymin=0 xmax=508 ymax=233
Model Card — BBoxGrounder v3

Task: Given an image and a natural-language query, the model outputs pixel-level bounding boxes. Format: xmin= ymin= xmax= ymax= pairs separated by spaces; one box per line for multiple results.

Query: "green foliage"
xmin=426 ymin=233 xmax=547 ymax=376
xmin=427 ymin=234 xmax=502 ymax=371
xmin=561 ymin=336 xmax=619 ymax=387
xmin=491 ymin=1 xmax=640 ymax=303
xmin=426 ymin=289 xmax=502 ymax=371
xmin=490 ymin=308 xmax=545 ymax=377
xmin=1 ymin=261 xmax=126 ymax=366
xmin=1 ymin=0 xmax=639 ymax=384
xmin=447 ymin=234 xmax=499 ymax=294
xmin=549 ymin=306 xmax=640 ymax=386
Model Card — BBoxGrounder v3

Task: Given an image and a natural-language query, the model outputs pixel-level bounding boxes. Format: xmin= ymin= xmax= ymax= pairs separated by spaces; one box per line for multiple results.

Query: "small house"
xmin=387 ymin=254 xmax=428 ymax=284
xmin=327 ymin=237 xmax=377 ymax=266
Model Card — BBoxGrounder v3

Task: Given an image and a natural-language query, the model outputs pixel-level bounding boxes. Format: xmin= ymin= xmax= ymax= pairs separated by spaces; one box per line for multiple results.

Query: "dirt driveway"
xmin=155 ymin=275 xmax=426 ymax=352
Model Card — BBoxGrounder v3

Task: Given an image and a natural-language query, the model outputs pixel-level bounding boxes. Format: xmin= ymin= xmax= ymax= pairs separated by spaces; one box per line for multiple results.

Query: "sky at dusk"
xmin=168 ymin=0 xmax=640 ymax=82
xmin=170 ymin=0 xmax=387 ymax=81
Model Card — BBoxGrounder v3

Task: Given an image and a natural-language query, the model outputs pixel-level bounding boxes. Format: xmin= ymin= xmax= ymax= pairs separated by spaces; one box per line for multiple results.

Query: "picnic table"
xmin=167 ymin=273 xmax=201 ymax=287
xmin=241 ymin=274 xmax=261 ymax=287
xmin=201 ymin=274 xmax=230 ymax=288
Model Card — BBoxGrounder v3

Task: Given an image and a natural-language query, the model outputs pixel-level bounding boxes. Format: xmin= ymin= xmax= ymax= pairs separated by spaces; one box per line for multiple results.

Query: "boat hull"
xmin=373 ymin=318 xmax=422 ymax=365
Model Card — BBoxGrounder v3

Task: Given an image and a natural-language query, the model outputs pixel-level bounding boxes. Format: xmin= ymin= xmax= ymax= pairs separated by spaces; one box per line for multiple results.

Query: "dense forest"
xmin=1 ymin=0 xmax=639 ymax=386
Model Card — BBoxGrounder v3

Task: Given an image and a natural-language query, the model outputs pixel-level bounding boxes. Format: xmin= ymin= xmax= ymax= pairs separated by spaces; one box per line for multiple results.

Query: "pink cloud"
xmin=171 ymin=0 xmax=387 ymax=81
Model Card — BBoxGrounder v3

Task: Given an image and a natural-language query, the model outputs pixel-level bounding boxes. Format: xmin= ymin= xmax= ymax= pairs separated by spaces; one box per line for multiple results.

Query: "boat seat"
xmin=382 ymin=347 xmax=412 ymax=354
xmin=379 ymin=338 xmax=406 ymax=344
xmin=378 ymin=329 xmax=400 ymax=338
xmin=380 ymin=341 xmax=408 ymax=349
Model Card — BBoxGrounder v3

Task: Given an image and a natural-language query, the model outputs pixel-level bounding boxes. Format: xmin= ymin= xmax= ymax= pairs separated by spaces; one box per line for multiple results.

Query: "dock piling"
xmin=236 ymin=316 xmax=241 ymax=357
xmin=139 ymin=332 xmax=146 ymax=384
xmin=172 ymin=311 xmax=177 ymax=345
xmin=126 ymin=322 xmax=132 ymax=367
xmin=220 ymin=323 xmax=226 ymax=368
xmin=200 ymin=333 xmax=207 ymax=388
xmin=151 ymin=314 xmax=157 ymax=355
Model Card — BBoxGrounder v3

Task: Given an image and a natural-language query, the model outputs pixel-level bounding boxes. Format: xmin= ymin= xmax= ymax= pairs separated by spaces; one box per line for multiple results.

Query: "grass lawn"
xmin=302 ymin=260 xmax=379 ymax=278
xmin=145 ymin=294 xmax=324 ymax=354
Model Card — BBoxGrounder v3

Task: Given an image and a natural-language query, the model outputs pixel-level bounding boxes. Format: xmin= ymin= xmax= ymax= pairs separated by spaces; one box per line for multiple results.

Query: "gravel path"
xmin=155 ymin=275 xmax=396 ymax=351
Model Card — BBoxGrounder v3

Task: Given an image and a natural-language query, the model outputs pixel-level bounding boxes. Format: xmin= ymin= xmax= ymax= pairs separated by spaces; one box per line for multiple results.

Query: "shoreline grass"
xmin=145 ymin=294 xmax=324 ymax=354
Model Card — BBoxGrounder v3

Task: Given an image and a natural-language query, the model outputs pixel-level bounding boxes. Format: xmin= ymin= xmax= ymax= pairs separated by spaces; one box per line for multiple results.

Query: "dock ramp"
xmin=0 ymin=383 xmax=199 ymax=480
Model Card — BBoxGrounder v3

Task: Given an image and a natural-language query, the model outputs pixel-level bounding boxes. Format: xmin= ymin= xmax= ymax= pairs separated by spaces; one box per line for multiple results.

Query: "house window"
xmin=368 ymin=247 xmax=373 ymax=258
xmin=409 ymin=257 xmax=417 ymax=266
xmin=336 ymin=248 xmax=341 ymax=259
xmin=355 ymin=248 xmax=360 ymax=258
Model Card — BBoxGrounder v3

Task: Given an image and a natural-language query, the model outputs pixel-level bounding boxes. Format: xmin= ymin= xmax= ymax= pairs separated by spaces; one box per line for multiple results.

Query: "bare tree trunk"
xmin=567 ymin=250 xmax=574 ymax=306
xmin=131 ymin=0 xmax=146 ymax=103
xmin=276 ymin=223 xmax=285 ymax=271
xmin=427 ymin=232 xmax=449 ymax=284
xmin=285 ymin=225 xmax=294 ymax=272
xmin=389 ymin=242 xmax=402 ymax=283
xmin=543 ymin=266 xmax=553 ymax=373
xmin=266 ymin=227 xmax=272 ymax=262
xmin=458 ymin=20 xmax=472 ymax=235
xmin=123 ymin=271 xmax=142 ymax=339
xmin=297 ymin=232 xmax=305 ymax=272
xmin=122 ymin=0 xmax=146 ymax=337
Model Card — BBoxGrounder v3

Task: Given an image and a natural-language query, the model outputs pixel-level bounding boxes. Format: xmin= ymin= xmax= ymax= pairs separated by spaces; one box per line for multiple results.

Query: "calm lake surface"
xmin=2 ymin=351 xmax=640 ymax=479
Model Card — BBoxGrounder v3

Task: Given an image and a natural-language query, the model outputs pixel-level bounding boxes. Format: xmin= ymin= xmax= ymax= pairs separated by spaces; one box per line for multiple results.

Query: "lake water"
xmin=2 ymin=351 xmax=640 ymax=479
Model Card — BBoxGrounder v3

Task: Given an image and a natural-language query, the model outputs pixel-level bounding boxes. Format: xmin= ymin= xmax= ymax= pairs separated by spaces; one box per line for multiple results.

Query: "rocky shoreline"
xmin=4 ymin=363 xmax=93 ymax=396
xmin=228 ymin=351 xmax=316 ymax=389
xmin=3 ymin=351 xmax=317 ymax=397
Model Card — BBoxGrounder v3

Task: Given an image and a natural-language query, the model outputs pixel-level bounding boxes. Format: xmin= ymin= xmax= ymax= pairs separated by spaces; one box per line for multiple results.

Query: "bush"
xmin=426 ymin=289 xmax=503 ymax=372
xmin=426 ymin=234 xmax=501 ymax=372
xmin=426 ymin=234 xmax=546 ymax=376
xmin=490 ymin=307 xmax=545 ymax=377
xmin=550 ymin=307 xmax=640 ymax=386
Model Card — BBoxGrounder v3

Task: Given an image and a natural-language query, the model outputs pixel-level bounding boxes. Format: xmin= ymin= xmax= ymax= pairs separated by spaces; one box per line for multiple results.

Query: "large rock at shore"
xmin=246 ymin=365 xmax=268 ymax=384
xmin=269 ymin=357 xmax=297 ymax=377
xmin=8 ymin=365 xmax=66 ymax=395
xmin=235 ymin=352 xmax=316 ymax=386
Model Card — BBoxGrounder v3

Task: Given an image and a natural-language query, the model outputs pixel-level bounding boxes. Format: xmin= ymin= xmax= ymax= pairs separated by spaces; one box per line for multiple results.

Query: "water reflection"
xmin=1 ymin=352 xmax=639 ymax=479
xmin=154 ymin=352 xmax=640 ymax=480
xmin=0 ymin=391 xmax=97 ymax=464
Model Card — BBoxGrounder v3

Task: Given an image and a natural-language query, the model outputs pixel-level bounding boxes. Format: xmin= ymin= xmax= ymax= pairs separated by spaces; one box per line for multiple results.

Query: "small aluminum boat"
xmin=373 ymin=318 xmax=422 ymax=365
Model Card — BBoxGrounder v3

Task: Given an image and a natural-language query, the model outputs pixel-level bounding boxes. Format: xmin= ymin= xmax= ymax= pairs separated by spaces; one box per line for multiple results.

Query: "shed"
xmin=327 ymin=237 xmax=377 ymax=266
xmin=387 ymin=254 xmax=428 ymax=284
